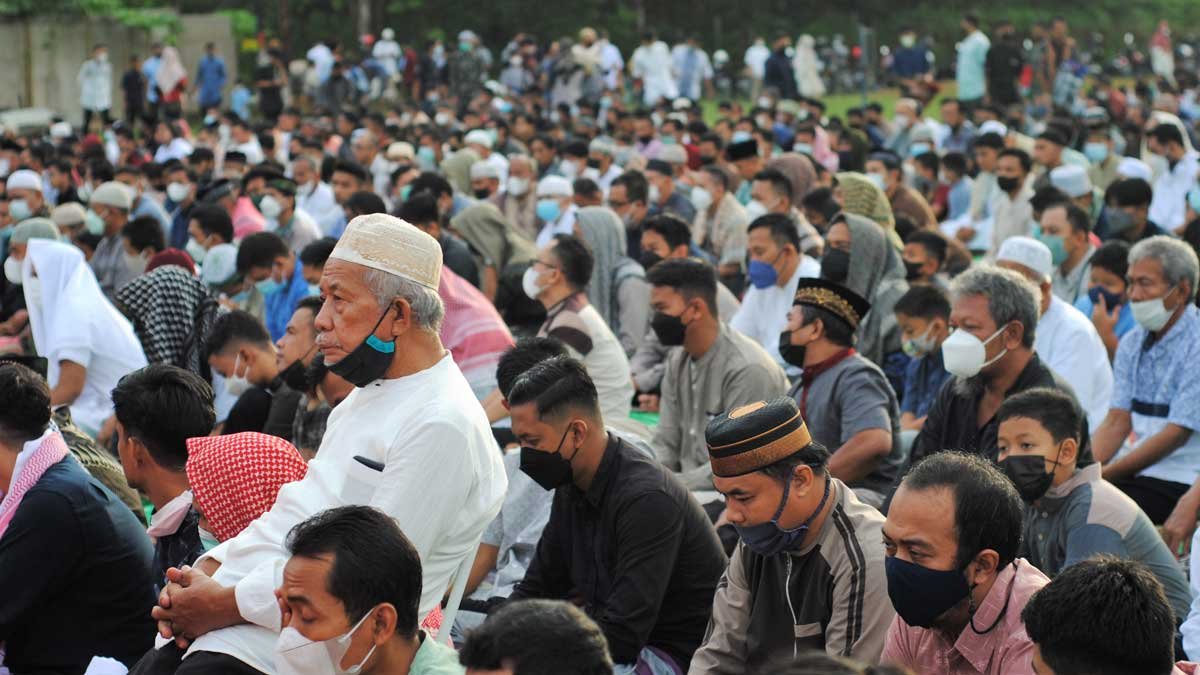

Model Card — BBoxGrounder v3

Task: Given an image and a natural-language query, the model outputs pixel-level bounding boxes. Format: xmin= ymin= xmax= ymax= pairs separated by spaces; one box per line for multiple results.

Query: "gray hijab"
xmin=839 ymin=212 xmax=909 ymax=365
xmin=575 ymin=206 xmax=644 ymax=332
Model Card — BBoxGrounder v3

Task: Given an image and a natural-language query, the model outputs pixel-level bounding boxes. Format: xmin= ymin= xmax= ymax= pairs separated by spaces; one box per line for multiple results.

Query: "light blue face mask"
xmin=9 ymin=198 xmax=31 ymax=222
xmin=85 ymin=209 xmax=106 ymax=235
xmin=536 ymin=198 xmax=561 ymax=223
xmin=306 ymin=283 xmax=320 ymax=297
xmin=255 ymin=276 xmax=284 ymax=296
xmin=198 ymin=526 xmax=219 ymax=551
xmin=231 ymin=289 xmax=251 ymax=305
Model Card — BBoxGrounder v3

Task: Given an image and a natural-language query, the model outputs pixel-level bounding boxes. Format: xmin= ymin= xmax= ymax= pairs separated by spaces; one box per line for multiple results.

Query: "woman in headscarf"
xmin=834 ymin=171 xmax=905 ymax=250
xmin=574 ymin=206 xmax=650 ymax=356
xmin=440 ymin=147 xmax=480 ymax=196
xmin=115 ymin=263 xmax=219 ymax=378
xmin=792 ymin=34 xmax=826 ymax=98
xmin=821 ymin=210 xmax=910 ymax=392
xmin=155 ymin=46 xmax=189 ymax=119
xmin=22 ymin=239 xmax=148 ymax=435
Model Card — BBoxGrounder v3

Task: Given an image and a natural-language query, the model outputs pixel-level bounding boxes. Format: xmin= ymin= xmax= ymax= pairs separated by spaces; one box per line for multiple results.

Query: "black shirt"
xmin=0 ymin=455 xmax=156 ymax=672
xmin=508 ymin=434 xmax=727 ymax=668
xmin=224 ymin=386 xmax=274 ymax=434
xmin=440 ymin=232 xmax=481 ymax=288
xmin=263 ymin=382 xmax=303 ymax=440
xmin=911 ymin=352 xmax=1094 ymax=465
xmin=153 ymin=506 xmax=205 ymax=593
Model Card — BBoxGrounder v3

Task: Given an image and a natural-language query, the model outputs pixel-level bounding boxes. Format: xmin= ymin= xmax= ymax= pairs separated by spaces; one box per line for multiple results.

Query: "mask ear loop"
xmin=967 ymin=561 xmax=1017 ymax=635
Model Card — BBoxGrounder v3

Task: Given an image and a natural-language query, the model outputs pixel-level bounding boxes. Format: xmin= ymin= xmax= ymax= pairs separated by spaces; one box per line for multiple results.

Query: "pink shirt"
xmin=232 ymin=196 xmax=266 ymax=241
xmin=882 ymin=558 xmax=1049 ymax=675
xmin=437 ymin=266 xmax=514 ymax=395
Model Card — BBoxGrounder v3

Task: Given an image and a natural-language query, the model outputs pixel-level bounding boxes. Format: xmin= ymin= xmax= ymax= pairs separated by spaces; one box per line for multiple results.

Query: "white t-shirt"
xmin=730 ymin=255 xmax=821 ymax=376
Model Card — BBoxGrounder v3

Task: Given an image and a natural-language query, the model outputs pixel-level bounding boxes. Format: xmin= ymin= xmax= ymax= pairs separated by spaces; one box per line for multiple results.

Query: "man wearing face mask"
xmin=988 ymin=148 xmax=1036 ymax=258
xmin=275 ymin=506 xmax=463 ymax=675
xmin=506 ymin=356 xmax=726 ymax=674
xmin=1092 ymin=236 xmax=1200 ymax=526
xmin=185 ymin=204 xmax=234 ymax=265
xmin=237 ymin=232 xmax=314 ymax=341
xmin=1039 ymin=201 xmax=1096 ymax=305
xmin=490 ymin=154 xmax=539 ymax=241
xmin=532 ymin=175 xmax=576 ymax=249
xmin=1147 ymin=124 xmax=1200 ymax=235
xmin=908 ymin=265 xmax=1096 ymax=469
xmin=6 ymin=169 xmax=49 ymax=229
xmin=260 ymin=175 xmax=322 ymax=254
xmin=164 ymin=164 xmax=197 ymax=250
xmin=750 ymin=168 xmax=824 ymax=258
xmin=864 ymin=151 xmax=937 ymax=230
xmin=121 ymin=215 xmax=166 ymax=279
xmin=644 ymin=159 xmax=695 ymax=226
xmin=994 ymin=388 xmax=1192 ymax=622
xmin=1103 ymin=177 xmax=1168 ymax=243
xmin=691 ymin=397 xmax=892 ymax=672
xmin=587 ymin=138 xmax=623 ymax=195
xmin=292 ymin=155 xmax=342 ymax=236
xmin=204 ymin=311 xmax=290 ymax=436
xmin=780 ymin=279 xmax=901 ymax=507
xmin=469 ymin=161 xmax=501 ymax=201
xmin=692 ymin=165 xmax=749 ymax=286
xmin=647 ymin=258 xmax=786 ymax=492
xmin=88 ymin=180 xmax=138 ymax=298
xmin=882 ymin=452 xmax=1048 ymax=674
xmin=141 ymin=215 xmax=505 ymax=675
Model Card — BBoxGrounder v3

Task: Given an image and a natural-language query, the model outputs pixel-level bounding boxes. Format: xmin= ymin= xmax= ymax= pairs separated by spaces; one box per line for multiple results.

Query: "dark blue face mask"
xmin=327 ymin=305 xmax=397 ymax=387
xmin=1087 ymin=285 xmax=1124 ymax=310
xmin=884 ymin=556 xmax=970 ymax=628
xmin=734 ymin=467 xmax=831 ymax=556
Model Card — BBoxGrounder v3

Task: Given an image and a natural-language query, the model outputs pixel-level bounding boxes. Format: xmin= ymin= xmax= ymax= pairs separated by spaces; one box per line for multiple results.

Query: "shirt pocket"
xmin=341 ymin=455 xmax=384 ymax=505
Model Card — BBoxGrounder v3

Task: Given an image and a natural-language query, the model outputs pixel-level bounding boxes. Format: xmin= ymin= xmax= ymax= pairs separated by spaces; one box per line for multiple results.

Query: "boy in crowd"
xmin=893 ymin=285 xmax=951 ymax=433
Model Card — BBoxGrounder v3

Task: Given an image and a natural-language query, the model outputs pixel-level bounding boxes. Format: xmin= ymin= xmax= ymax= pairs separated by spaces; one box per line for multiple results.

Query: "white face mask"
xmin=125 ymin=250 xmax=149 ymax=276
xmin=560 ymin=160 xmax=579 ymax=179
xmin=507 ymin=176 xmax=529 ymax=197
xmin=745 ymin=199 xmax=768 ymax=221
xmin=942 ymin=324 xmax=1010 ymax=378
xmin=893 ymin=113 xmax=911 ymax=130
xmin=186 ymin=238 xmax=207 ymax=263
xmin=3 ymin=256 xmax=20 ymax=285
xmin=866 ymin=172 xmax=888 ymax=191
xmin=647 ymin=183 xmax=661 ymax=205
xmin=522 ymin=266 xmax=545 ymax=300
xmin=691 ymin=186 xmax=713 ymax=212
xmin=24 ymin=276 xmax=42 ymax=308
xmin=225 ymin=353 xmax=253 ymax=396
xmin=166 ymin=182 xmax=191 ymax=203
xmin=1131 ymin=286 xmax=1178 ymax=332
xmin=274 ymin=608 xmax=378 ymax=675
xmin=259 ymin=195 xmax=284 ymax=220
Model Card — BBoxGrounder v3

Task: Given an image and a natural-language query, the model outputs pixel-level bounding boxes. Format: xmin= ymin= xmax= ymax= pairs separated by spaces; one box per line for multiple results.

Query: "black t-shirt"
xmin=223 ymin=386 xmax=273 ymax=435
xmin=441 ymin=232 xmax=481 ymax=288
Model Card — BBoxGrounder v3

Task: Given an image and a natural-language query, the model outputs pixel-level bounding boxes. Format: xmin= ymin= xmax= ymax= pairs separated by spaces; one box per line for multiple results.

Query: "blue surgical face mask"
xmin=306 ymin=283 xmax=321 ymax=297
xmin=734 ymin=467 xmax=831 ymax=556
xmin=255 ymin=275 xmax=284 ymax=296
xmin=1088 ymin=284 xmax=1124 ymax=310
xmin=1083 ymin=142 xmax=1109 ymax=164
xmin=909 ymin=142 xmax=932 ymax=157
xmin=536 ymin=198 xmax=561 ymax=223
xmin=8 ymin=198 xmax=31 ymax=222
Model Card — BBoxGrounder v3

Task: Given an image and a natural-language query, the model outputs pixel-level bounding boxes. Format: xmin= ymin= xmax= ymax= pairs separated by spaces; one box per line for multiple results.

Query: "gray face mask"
xmin=1106 ymin=207 xmax=1135 ymax=235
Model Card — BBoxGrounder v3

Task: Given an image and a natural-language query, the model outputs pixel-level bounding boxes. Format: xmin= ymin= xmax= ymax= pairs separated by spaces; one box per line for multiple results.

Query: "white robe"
xmin=630 ymin=41 xmax=677 ymax=106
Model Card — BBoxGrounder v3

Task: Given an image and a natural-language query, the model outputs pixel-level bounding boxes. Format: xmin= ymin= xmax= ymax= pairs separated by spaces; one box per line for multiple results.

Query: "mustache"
xmin=314 ymin=331 xmax=343 ymax=350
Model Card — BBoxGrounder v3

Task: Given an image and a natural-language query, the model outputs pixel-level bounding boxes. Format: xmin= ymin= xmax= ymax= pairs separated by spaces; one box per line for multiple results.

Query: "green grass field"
xmin=700 ymin=81 xmax=961 ymax=123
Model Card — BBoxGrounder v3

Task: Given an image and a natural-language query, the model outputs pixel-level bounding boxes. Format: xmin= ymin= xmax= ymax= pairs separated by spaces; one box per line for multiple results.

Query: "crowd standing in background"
xmin=6 ymin=13 xmax=1200 ymax=675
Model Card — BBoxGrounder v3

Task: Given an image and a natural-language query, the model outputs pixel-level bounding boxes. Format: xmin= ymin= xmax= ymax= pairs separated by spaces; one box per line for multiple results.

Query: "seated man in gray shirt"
xmin=995 ymin=387 xmax=1191 ymax=622
xmin=648 ymin=258 xmax=788 ymax=491
xmin=780 ymin=279 xmax=902 ymax=508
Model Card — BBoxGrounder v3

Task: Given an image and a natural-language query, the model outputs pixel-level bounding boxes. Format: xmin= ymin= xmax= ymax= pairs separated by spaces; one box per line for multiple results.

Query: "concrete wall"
xmin=0 ymin=12 xmax=236 ymax=125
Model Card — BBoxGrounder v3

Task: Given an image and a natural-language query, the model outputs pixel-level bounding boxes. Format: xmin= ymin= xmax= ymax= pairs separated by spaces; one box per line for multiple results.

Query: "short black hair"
xmin=900 ymin=451 xmax=1024 ymax=569
xmin=408 ymin=171 xmax=453 ymax=199
xmin=611 ymin=170 xmax=648 ymax=205
xmin=998 ymin=148 xmax=1033 ymax=173
xmin=801 ymin=187 xmax=840 ymax=222
xmin=508 ymin=356 xmax=601 ymax=421
xmin=868 ymin=151 xmax=903 ymax=173
xmin=942 ymin=151 xmax=968 ymax=176
xmin=205 ymin=310 xmax=272 ymax=356
xmin=111 ymin=365 xmax=216 ymax=471
xmin=913 ymin=152 xmax=939 ymax=174
xmin=1149 ymin=123 xmax=1185 ymax=148
xmin=700 ymin=165 xmax=729 ymax=191
xmin=748 ymin=213 xmax=801 ymax=253
xmin=397 ymin=192 xmax=439 ymax=226
xmin=459 ymin=599 xmax=613 ymax=675
xmin=1030 ymin=186 xmax=1071 ymax=214
xmin=573 ymin=177 xmax=601 ymax=199
xmin=345 ymin=190 xmax=387 ymax=217
xmin=122 ymin=215 xmax=166 ymax=253
xmin=294 ymin=294 xmax=324 ymax=318
xmin=1107 ymin=178 xmax=1153 ymax=208
xmin=641 ymin=214 xmax=692 ymax=251
xmin=1022 ymin=557 xmax=1176 ymax=675
xmin=996 ymin=387 xmax=1082 ymax=445
xmin=646 ymin=257 xmax=719 ymax=317
xmin=299 ymin=237 xmax=337 ymax=268
xmin=190 ymin=204 xmax=234 ymax=243
xmin=1091 ymin=240 xmax=1131 ymax=279
xmin=286 ymin=506 xmax=422 ymax=637
xmin=236 ymin=232 xmax=289 ymax=273
xmin=331 ymin=160 xmax=369 ymax=185
xmin=894 ymin=284 xmax=951 ymax=321
xmin=800 ymin=304 xmax=855 ymax=348
xmin=549 ymin=234 xmax=593 ymax=291
xmin=759 ymin=439 xmax=832 ymax=483
xmin=905 ymin=229 xmax=948 ymax=266
xmin=753 ymin=168 xmax=793 ymax=203
xmin=1051 ymin=202 xmax=1092 ymax=235
xmin=0 ymin=362 xmax=51 ymax=444
xmin=975 ymin=132 xmax=1005 ymax=150
xmin=496 ymin=337 xmax=569 ymax=398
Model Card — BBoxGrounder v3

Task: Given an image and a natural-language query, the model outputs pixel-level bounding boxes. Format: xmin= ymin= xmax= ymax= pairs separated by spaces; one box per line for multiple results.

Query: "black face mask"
xmin=327 ymin=306 xmax=396 ymax=387
xmin=699 ymin=155 xmax=717 ymax=165
xmin=652 ymin=310 xmax=688 ymax=346
xmin=904 ymin=259 xmax=925 ymax=281
xmin=837 ymin=150 xmax=857 ymax=171
xmin=778 ymin=329 xmax=807 ymax=367
xmin=996 ymin=175 xmax=1021 ymax=192
xmin=998 ymin=446 xmax=1063 ymax=504
xmin=638 ymin=134 xmax=655 ymax=144
xmin=520 ymin=424 xmax=577 ymax=491
xmin=279 ymin=344 xmax=317 ymax=391
xmin=639 ymin=250 xmax=663 ymax=271
xmin=820 ymin=248 xmax=851 ymax=284
xmin=586 ymin=158 xmax=601 ymax=169
xmin=473 ymin=188 xmax=491 ymax=200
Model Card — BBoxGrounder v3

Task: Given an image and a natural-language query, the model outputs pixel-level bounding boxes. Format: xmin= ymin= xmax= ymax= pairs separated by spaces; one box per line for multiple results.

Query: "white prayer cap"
xmin=536 ymin=175 xmax=573 ymax=198
xmin=469 ymin=161 xmax=500 ymax=180
xmin=381 ymin=28 xmax=395 ymax=40
xmin=1117 ymin=157 xmax=1153 ymax=182
xmin=658 ymin=144 xmax=688 ymax=166
xmin=50 ymin=121 xmax=73 ymax=139
xmin=979 ymin=120 xmax=1008 ymax=137
xmin=6 ymin=169 xmax=41 ymax=193
xmin=464 ymin=129 xmax=494 ymax=150
xmin=386 ymin=141 xmax=415 ymax=162
xmin=1049 ymin=165 xmax=1092 ymax=198
xmin=51 ymin=202 xmax=86 ymax=228
xmin=458 ymin=30 xmax=478 ymax=43
xmin=589 ymin=138 xmax=615 ymax=156
xmin=329 ymin=213 xmax=442 ymax=290
xmin=90 ymin=181 xmax=134 ymax=210
xmin=996 ymin=236 xmax=1053 ymax=281
xmin=200 ymin=244 xmax=239 ymax=287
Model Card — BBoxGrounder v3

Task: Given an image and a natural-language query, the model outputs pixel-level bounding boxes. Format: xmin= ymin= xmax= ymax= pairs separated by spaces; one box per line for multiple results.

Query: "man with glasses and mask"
xmin=505 ymin=356 xmax=726 ymax=675
xmin=137 ymin=214 xmax=505 ymax=675
xmin=690 ymin=397 xmax=892 ymax=673
xmin=882 ymin=452 xmax=1048 ymax=674
xmin=1093 ymin=236 xmax=1200 ymax=527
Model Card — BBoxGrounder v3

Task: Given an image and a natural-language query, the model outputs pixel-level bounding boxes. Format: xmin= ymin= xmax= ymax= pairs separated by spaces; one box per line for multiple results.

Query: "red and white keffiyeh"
xmin=186 ymin=432 xmax=308 ymax=543
xmin=0 ymin=428 xmax=69 ymax=539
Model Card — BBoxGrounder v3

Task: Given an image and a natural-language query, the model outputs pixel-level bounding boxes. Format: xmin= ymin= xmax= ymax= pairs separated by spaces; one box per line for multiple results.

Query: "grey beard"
xmin=952 ymin=374 xmax=987 ymax=399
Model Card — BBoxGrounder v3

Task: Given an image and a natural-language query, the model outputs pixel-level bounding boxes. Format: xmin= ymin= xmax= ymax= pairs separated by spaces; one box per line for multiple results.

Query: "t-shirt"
xmin=223 ymin=386 xmax=272 ymax=435
xmin=411 ymin=633 xmax=467 ymax=674
xmin=538 ymin=293 xmax=634 ymax=422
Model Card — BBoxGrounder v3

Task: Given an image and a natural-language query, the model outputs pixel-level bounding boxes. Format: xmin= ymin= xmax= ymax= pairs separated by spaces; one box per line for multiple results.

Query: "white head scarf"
xmin=24 ymin=240 xmax=148 ymax=432
xmin=156 ymin=46 xmax=188 ymax=94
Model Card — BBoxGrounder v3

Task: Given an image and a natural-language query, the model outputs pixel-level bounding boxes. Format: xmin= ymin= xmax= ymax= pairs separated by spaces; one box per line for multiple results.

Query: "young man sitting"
xmin=995 ymin=387 xmax=1191 ymax=624
xmin=205 ymin=310 xmax=298 ymax=437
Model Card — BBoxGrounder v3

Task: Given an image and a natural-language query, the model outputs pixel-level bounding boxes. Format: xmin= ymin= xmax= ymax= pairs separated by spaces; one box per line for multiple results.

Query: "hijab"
xmin=440 ymin=148 xmax=481 ymax=196
xmin=836 ymin=172 xmax=895 ymax=228
xmin=116 ymin=264 xmax=219 ymax=377
xmin=574 ymin=206 xmax=644 ymax=332
xmin=156 ymin=46 xmax=187 ymax=94
xmin=836 ymin=212 xmax=909 ymax=365
xmin=449 ymin=201 xmax=535 ymax=272
xmin=767 ymin=152 xmax=817 ymax=205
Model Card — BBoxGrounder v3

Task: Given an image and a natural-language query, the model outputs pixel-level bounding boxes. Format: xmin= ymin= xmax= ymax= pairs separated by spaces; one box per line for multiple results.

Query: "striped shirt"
xmin=438 ymin=266 xmax=514 ymax=400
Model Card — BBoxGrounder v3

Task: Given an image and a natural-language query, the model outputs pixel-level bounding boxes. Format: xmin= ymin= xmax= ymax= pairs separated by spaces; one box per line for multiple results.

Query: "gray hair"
xmin=950 ymin=265 xmax=1040 ymax=347
xmin=362 ymin=268 xmax=445 ymax=334
xmin=508 ymin=153 xmax=537 ymax=174
xmin=291 ymin=155 xmax=320 ymax=173
xmin=1129 ymin=235 xmax=1200 ymax=301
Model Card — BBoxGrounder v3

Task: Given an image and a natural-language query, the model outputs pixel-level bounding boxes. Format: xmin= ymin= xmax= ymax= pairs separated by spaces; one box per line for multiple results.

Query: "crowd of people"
xmin=5 ymin=13 xmax=1200 ymax=675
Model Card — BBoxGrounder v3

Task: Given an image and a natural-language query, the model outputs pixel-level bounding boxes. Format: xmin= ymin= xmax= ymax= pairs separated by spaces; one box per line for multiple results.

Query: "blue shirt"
xmin=230 ymin=85 xmax=252 ymax=121
xmin=264 ymin=261 xmax=314 ymax=342
xmin=196 ymin=55 xmax=227 ymax=108
xmin=892 ymin=45 xmax=930 ymax=78
xmin=956 ymin=31 xmax=990 ymax=101
xmin=901 ymin=347 xmax=950 ymax=418
xmin=947 ymin=178 xmax=972 ymax=220
xmin=142 ymin=56 xmax=160 ymax=103
xmin=1073 ymin=295 xmax=1136 ymax=341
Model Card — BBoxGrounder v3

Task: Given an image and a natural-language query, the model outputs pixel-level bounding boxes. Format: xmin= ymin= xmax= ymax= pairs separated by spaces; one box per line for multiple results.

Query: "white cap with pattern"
xmin=328 ymin=213 xmax=442 ymax=290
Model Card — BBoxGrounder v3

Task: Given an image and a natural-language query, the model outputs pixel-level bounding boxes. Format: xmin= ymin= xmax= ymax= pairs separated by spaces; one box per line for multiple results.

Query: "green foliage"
xmin=0 ymin=0 xmax=179 ymax=32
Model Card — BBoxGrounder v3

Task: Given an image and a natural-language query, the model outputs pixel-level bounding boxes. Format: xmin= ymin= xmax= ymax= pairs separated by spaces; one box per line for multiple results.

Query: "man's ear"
xmin=389 ymin=299 xmax=410 ymax=338
xmin=967 ymin=548 xmax=1001 ymax=587
xmin=791 ymin=463 xmax=816 ymax=497
xmin=371 ymin=604 xmax=398 ymax=644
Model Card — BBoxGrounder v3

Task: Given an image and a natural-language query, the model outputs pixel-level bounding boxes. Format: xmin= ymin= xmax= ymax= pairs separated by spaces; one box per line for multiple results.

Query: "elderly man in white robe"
xmin=134 ymin=214 xmax=507 ymax=674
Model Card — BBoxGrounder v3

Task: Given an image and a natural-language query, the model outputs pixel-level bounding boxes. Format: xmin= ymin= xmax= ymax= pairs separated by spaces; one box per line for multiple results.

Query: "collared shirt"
xmin=883 ymin=559 xmax=1048 ymax=675
xmin=1022 ymin=463 xmax=1192 ymax=620
xmin=912 ymin=353 xmax=1096 ymax=466
xmin=630 ymin=283 xmax=740 ymax=393
xmin=196 ymin=55 xmax=227 ymax=107
xmin=1111 ymin=305 xmax=1200 ymax=484
xmin=940 ymin=122 xmax=978 ymax=155
xmin=902 ymin=348 xmax=951 ymax=419
xmin=730 ymin=255 xmax=822 ymax=376
xmin=1051 ymin=245 xmax=1095 ymax=305
xmin=263 ymin=261 xmax=314 ymax=342
xmin=1034 ymin=297 xmax=1114 ymax=432
xmin=693 ymin=193 xmax=749 ymax=268
xmin=654 ymin=322 xmax=788 ymax=491
xmin=509 ymin=434 xmax=727 ymax=668
xmin=988 ymin=182 xmax=1035 ymax=257
xmin=91 ymin=233 xmax=138 ymax=298
xmin=538 ymin=293 xmax=634 ymax=423
xmin=956 ymin=30 xmax=991 ymax=101
xmin=1150 ymin=151 xmax=1200 ymax=232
